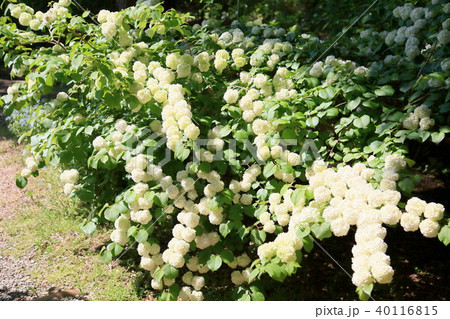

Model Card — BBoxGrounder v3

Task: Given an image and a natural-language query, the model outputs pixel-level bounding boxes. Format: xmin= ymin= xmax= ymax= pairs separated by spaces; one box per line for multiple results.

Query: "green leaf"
xmin=263 ymin=162 xmax=277 ymax=178
xmin=302 ymin=236 xmax=314 ymax=252
xmin=311 ymin=223 xmax=332 ymax=241
xmin=75 ymin=188 xmax=94 ymax=201
xmin=264 ymin=263 xmax=287 ymax=282
xmin=249 ymin=269 xmax=260 ymax=282
xmin=398 ymin=178 xmax=414 ymax=194
xmin=306 ymin=116 xmax=319 ymax=128
xmin=162 ymin=264 xmax=179 ymax=280
xmin=81 ymin=221 xmax=96 ymax=235
xmin=135 ymin=229 xmax=149 ymax=243
xmin=144 ymin=191 xmax=155 ymax=202
xmin=168 ymin=283 xmax=181 ymax=300
xmin=251 ymin=292 xmax=265 ymax=301
xmin=111 ymin=243 xmax=123 ymax=256
xmin=84 ymin=126 xmax=94 ymax=135
xmin=238 ymin=293 xmax=251 ymax=301
xmin=250 ymin=229 xmax=266 ymax=245
xmin=219 ymin=125 xmax=232 ymax=137
xmin=127 ymin=226 xmax=137 ymax=237
xmin=347 ymin=97 xmax=361 ymax=110
xmin=326 ymin=107 xmax=339 ymax=117
xmin=356 ymin=287 xmax=369 ymax=301
xmin=256 ymin=188 xmax=268 ymax=200
xmin=124 ymin=189 xmax=136 ymax=204
xmin=175 ymin=144 xmax=190 ymax=161
xmin=219 ymin=221 xmax=233 ymax=237
xmin=154 ymin=192 xmax=169 ymax=207
xmin=431 ymin=132 xmax=445 ymax=144
xmin=291 ymin=188 xmax=304 ymax=205
xmin=296 ymin=226 xmax=311 ymax=239
xmin=72 ymin=54 xmax=84 ymax=70
xmin=16 ymin=175 xmax=28 ymax=188
xmin=100 ymin=250 xmax=112 ymax=264
xmin=438 ymin=225 xmax=450 ymax=246
xmin=207 ymin=254 xmax=222 ymax=272
xmin=374 ymin=85 xmax=394 ymax=96
xmin=353 ymin=115 xmax=371 ymax=128
xmin=220 ymin=250 xmax=234 ymax=263
xmin=105 ymin=202 xmax=128 ymax=221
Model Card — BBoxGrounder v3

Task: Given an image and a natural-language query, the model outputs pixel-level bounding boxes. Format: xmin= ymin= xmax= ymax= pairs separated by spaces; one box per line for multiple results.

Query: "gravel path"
xmin=0 ymin=110 xmax=46 ymax=301
xmin=0 ymin=245 xmax=43 ymax=300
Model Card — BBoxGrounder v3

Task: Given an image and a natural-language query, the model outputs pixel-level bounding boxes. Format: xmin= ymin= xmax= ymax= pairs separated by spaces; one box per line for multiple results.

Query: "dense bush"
xmin=1 ymin=0 xmax=449 ymax=300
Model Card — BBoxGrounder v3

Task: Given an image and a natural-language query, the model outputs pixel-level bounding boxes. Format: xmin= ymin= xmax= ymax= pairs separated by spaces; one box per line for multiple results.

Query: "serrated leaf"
xmin=251 ymin=292 xmax=265 ymax=301
xmin=438 ymin=225 xmax=450 ymax=246
xmin=250 ymin=229 xmax=266 ymax=245
xmin=220 ymin=250 xmax=234 ymax=263
xmin=296 ymin=226 xmax=311 ymax=239
xmin=16 ymin=175 xmax=28 ymax=188
xmin=207 ymin=254 xmax=222 ymax=272
xmin=105 ymin=201 xmax=128 ymax=221
xmin=100 ymin=250 xmax=112 ymax=264
xmin=124 ymin=189 xmax=136 ymax=204
xmin=291 ymin=188 xmax=304 ymax=205
xmin=162 ymin=264 xmax=179 ymax=280
xmin=219 ymin=221 xmax=233 ymax=238
xmin=154 ymin=192 xmax=169 ymax=207
xmin=348 ymin=97 xmax=361 ymax=110
xmin=81 ymin=221 xmax=96 ymax=235
xmin=302 ymin=236 xmax=314 ymax=252
xmin=374 ymin=85 xmax=394 ymax=96
xmin=175 ymin=144 xmax=190 ymax=161
xmin=249 ymin=269 xmax=260 ymax=282
xmin=263 ymin=162 xmax=277 ymax=178
xmin=311 ymin=223 xmax=332 ymax=241
xmin=135 ymin=229 xmax=148 ymax=243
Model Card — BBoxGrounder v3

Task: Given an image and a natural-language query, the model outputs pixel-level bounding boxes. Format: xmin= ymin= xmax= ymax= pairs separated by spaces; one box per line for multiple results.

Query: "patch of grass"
xmin=2 ymin=194 xmax=141 ymax=300
xmin=0 ymin=131 xmax=141 ymax=300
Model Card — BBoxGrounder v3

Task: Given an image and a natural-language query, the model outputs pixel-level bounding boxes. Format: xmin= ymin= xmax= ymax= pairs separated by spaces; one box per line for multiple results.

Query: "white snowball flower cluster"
xmin=309 ymin=61 xmax=324 ymax=77
xmin=206 ymin=126 xmax=225 ymax=153
xmin=403 ymin=198 xmax=444 ymax=237
xmin=354 ymin=66 xmax=369 ymax=77
xmin=403 ymin=105 xmax=434 ymax=131
xmin=165 ymin=53 xmax=194 ymax=78
xmin=98 ymin=10 xmax=124 ymax=39
xmin=258 ymin=231 xmax=303 ymax=263
xmin=214 ymin=49 xmax=229 ymax=73
xmin=60 ymin=169 xmax=79 ymax=196
xmin=196 ymin=169 xmax=224 ymax=199
xmin=10 ymin=1 xmax=69 ymax=29
xmin=20 ymin=156 xmax=40 ymax=179
xmin=248 ymin=38 xmax=292 ymax=69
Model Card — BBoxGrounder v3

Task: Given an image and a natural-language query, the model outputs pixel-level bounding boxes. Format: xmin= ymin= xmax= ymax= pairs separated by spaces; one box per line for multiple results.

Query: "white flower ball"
xmin=424 ymin=203 xmax=444 ymax=221
xmin=191 ymin=276 xmax=205 ymax=290
xmin=419 ymin=219 xmax=440 ymax=238
xmin=114 ymin=215 xmax=131 ymax=231
xmin=101 ymin=22 xmax=117 ymax=38
xmin=371 ymin=262 xmax=394 ymax=284
xmin=60 ymin=169 xmax=79 ymax=184
xmin=400 ymin=213 xmax=420 ymax=232
xmin=224 ymin=89 xmax=239 ymax=104
xmin=110 ymin=230 xmax=129 ymax=246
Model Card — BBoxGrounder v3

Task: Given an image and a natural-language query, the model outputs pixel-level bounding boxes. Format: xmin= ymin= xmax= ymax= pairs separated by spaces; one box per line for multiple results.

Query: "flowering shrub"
xmin=1 ymin=0 xmax=449 ymax=300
